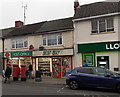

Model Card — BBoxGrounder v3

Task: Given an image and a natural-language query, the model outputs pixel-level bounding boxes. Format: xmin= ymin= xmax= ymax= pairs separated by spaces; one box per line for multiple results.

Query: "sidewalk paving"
xmin=27 ymin=77 xmax=66 ymax=85
xmin=2 ymin=76 xmax=66 ymax=85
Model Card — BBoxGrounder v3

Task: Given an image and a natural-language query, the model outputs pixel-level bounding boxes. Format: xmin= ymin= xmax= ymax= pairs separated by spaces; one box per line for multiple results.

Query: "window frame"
xmin=91 ymin=17 xmax=114 ymax=34
xmin=11 ymin=38 xmax=28 ymax=49
xmin=43 ymin=33 xmax=63 ymax=46
xmin=77 ymin=68 xmax=94 ymax=75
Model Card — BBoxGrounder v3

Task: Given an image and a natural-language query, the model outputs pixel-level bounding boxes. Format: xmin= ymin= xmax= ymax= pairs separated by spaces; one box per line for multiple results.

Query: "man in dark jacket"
xmin=4 ymin=66 xmax=12 ymax=83
xmin=28 ymin=64 xmax=33 ymax=79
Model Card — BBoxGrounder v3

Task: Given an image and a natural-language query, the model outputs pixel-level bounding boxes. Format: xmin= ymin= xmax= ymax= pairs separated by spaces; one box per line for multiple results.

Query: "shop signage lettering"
xmin=78 ymin=41 xmax=120 ymax=53
xmin=11 ymin=51 xmax=32 ymax=57
xmin=43 ymin=50 xmax=60 ymax=56
xmin=106 ymin=43 xmax=120 ymax=50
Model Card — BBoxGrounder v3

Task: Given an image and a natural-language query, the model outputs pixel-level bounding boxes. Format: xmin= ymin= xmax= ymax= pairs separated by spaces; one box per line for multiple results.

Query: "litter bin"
xmin=35 ymin=70 xmax=42 ymax=82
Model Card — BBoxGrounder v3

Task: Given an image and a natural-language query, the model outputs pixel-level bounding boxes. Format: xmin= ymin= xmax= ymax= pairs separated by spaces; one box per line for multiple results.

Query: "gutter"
xmin=73 ymin=12 xmax=120 ymax=22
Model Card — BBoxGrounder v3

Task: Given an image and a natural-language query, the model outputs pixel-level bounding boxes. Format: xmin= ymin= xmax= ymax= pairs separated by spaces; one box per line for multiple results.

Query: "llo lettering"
xmin=106 ymin=43 xmax=120 ymax=50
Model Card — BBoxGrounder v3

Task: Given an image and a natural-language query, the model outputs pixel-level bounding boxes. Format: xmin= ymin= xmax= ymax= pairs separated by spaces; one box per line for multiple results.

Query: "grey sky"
xmin=0 ymin=0 xmax=106 ymax=29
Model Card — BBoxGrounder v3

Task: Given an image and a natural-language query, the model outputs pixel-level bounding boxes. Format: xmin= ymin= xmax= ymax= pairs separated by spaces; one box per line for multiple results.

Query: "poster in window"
xmin=85 ymin=55 xmax=92 ymax=65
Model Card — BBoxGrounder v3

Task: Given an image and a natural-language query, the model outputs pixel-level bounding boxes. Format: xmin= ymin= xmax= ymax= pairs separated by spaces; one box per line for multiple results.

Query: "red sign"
xmin=5 ymin=53 xmax=10 ymax=57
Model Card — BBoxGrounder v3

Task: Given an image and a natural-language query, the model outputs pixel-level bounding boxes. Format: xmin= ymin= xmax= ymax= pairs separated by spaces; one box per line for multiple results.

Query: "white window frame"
xmin=43 ymin=33 xmax=62 ymax=46
xmin=57 ymin=35 xmax=62 ymax=45
xmin=91 ymin=17 xmax=114 ymax=34
xmin=11 ymin=38 xmax=28 ymax=49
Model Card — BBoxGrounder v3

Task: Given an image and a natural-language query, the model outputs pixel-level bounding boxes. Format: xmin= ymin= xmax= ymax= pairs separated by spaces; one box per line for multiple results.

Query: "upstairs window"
xmin=11 ymin=38 xmax=28 ymax=49
xmin=43 ymin=33 xmax=62 ymax=46
xmin=58 ymin=35 xmax=62 ymax=45
xmin=91 ymin=18 xmax=114 ymax=33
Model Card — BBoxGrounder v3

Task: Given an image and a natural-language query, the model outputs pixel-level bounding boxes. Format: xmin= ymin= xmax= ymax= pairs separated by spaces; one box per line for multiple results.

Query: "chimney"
xmin=15 ymin=21 xmax=24 ymax=27
xmin=74 ymin=0 xmax=79 ymax=14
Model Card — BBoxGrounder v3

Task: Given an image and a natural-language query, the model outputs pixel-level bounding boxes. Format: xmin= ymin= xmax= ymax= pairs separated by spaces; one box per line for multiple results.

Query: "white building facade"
xmin=73 ymin=2 xmax=120 ymax=72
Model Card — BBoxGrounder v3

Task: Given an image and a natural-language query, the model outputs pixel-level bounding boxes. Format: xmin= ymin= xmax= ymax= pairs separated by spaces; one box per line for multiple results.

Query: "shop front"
xmin=3 ymin=51 xmax=35 ymax=74
xmin=33 ymin=49 xmax=73 ymax=78
xmin=0 ymin=53 xmax=2 ymax=74
xmin=78 ymin=41 xmax=120 ymax=72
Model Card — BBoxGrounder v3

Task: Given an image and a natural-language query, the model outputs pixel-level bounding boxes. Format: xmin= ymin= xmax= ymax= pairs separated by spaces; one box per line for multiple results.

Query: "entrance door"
xmin=52 ymin=58 xmax=62 ymax=78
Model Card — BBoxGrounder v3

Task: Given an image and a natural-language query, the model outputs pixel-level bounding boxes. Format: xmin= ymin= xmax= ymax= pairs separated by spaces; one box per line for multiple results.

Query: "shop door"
xmin=52 ymin=58 xmax=62 ymax=78
xmin=97 ymin=56 xmax=109 ymax=69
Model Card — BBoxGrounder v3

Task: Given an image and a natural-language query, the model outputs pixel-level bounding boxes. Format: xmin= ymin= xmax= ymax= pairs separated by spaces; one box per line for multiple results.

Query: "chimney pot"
xmin=74 ymin=0 xmax=79 ymax=14
xmin=15 ymin=21 xmax=24 ymax=27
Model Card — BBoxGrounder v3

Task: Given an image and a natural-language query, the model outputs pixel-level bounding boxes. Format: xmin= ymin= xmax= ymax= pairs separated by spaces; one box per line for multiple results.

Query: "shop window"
xmin=62 ymin=57 xmax=72 ymax=77
xmin=82 ymin=53 xmax=95 ymax=67
xmin=11 ymin=38 xmax=28 ymax=49
xmin=43 ymin=33 xmax=62 ymax=46
xmin=91 ymin=17 xmax=114 ymax=34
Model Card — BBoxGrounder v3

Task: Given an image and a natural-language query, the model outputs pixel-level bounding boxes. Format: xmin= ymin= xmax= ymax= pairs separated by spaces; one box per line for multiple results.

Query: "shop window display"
xmin=38 ymin=58 xmax=51 ymax=77
xmin=62 ymin=57 xmax=71 ymax=77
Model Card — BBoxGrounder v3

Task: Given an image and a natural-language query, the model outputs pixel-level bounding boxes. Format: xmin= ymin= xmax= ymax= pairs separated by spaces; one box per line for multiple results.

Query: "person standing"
xmin=26 ymin=69 xmax=29 ymax=80
xmin=4 ymin=66 xmax=12 ymax=83
xmin=83 ymin=60 xmax=88 ymax=67
xmin=2 ymin=70 xmax=5 ymax=78
xmin=28 ymin=64 xmax=33 ymax=79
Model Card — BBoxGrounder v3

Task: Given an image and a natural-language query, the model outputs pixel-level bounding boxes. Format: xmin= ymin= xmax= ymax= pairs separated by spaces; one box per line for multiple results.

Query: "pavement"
xmin=27 ymin=76 xmax=66 ymax=85
xmin=1 ymin=76 xmax=66 ymax=85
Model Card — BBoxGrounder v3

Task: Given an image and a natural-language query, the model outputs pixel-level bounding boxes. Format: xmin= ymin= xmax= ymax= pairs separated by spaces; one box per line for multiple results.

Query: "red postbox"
xmin=12 ymin=65 xmax=20 ymax=81
xmin=6 ymin=64 xmax=12 ymax=66
xmin=21 ymin=65 xmax=26 ymax=81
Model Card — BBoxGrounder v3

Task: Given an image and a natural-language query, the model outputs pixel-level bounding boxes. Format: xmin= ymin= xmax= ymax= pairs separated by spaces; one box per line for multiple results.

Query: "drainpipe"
xmin=2 ymin=38 xmax=5 ymax=70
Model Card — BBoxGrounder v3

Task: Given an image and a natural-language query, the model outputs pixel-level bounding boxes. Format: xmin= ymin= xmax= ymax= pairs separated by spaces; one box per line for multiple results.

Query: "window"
xmin=91 ymin=18 xmax=114 ymax=33
xmin=91 ymin=21 xmax=98 ymax=33
xmin=58 ymin=35 xmax=62 ymax=45
xmin=94 ymin=68 xmax=105 ymax=76
xmin=106 ymin=18 xmax=114 ymax=32
xmin=43 ymin=37 xmax=47 ymax=46
xmin=43 ymin=33 xmax=62 ymax=46
xmin=77 ymin=68 xmax=94 ymax=74
xmin=99 ymin=19 xmax=106 ymax=32
xmin=11 ymin=38 xmax=28 ymax=49
xmin=95 ymin=68 xmax=117 ymax=76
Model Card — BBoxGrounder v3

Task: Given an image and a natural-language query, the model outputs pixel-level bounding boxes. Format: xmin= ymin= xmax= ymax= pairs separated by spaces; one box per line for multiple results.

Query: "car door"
xmin=77 ymin=68 xmax=100 ymax=88
xmin=93 ymin=68 xmax=117 ymax=89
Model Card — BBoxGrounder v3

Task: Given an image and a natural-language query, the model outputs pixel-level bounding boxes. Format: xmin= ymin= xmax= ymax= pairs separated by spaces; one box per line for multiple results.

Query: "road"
xmin=2 ymin=82 xmax=120 ymax=96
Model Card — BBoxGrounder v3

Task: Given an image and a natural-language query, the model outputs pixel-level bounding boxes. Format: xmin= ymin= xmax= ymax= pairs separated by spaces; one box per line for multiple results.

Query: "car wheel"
xmin=116 ymin=84 xmax=120 ymax=93
xmin=69 ymin=80 xmax=79 ymax=90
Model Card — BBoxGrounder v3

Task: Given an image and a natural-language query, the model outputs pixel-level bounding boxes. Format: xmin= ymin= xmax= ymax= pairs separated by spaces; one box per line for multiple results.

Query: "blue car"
xmin=66 ymin=67 xmax=120 ymax=92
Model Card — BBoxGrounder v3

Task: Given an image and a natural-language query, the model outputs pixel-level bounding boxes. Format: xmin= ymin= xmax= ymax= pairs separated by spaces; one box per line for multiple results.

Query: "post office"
xmin=2 ymin=17 xmax=74 ymax=78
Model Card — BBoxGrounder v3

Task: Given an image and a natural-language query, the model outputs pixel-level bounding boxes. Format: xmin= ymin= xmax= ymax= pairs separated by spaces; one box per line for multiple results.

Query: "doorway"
xmin=52 ymin=58 xmax=62 ymax=78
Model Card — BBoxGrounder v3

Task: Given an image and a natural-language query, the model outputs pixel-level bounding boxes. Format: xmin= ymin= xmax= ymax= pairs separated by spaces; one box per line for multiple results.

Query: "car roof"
xmin=74 ymin=67 xmax=102 ymax=70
